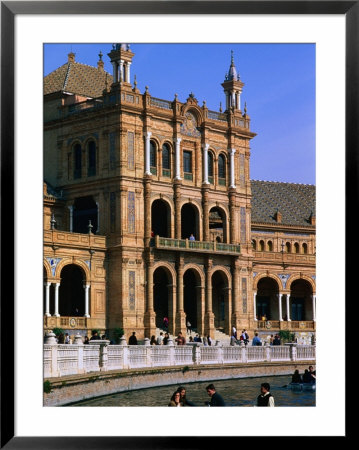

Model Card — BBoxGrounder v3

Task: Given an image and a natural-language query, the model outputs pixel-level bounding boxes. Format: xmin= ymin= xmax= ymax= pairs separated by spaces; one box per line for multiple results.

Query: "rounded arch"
xmin=253 ymin=272 xmax=282 ymax=291
xmin=180 ymin=201 xmax=202 ymax=240
xmin=181 ymin=106 xmax=204 ymax=125
xmin=151 ymin=193 xmax=175 ymax=212
xmin=59 ymin=264 xmax=86 ymax=317
xmin=252 ymin=239 xmax=257 ymax=250
xmin=294 ymin=242 xmax=300 ymax=254
xmin=209 ymin=205 xmax=228 ymax=243
xmin=183 ymin=263 xmax=205 ymax=286
xmin=286 ymin=274 xmax=316 ymax=293
xmin=151 ymin=198 xmax=172 ymax=238
xmin=217 ymin=152 xmax=227 ymax=180
xmin=55 ymin=258 xmax=90 ymax=282
xmin=302 ymin=243 xmax=308 ymax=254
xmin=210 ymin=265 xmax=232 ymax=283
xmin=259 ymin=240 xmax=265 ymax=251
xmin=153 ymin=261 xmax=177 ymax=285
xmin=207 ymin=149 xmax=215 ymax=179
xmin=267 ymin=240 xmax=273 ymax=252
xmin=43 ymin=259 xmax=52 ymax=280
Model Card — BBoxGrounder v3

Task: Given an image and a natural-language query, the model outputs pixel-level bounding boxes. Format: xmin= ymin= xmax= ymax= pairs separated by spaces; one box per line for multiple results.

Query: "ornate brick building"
xmin=43 ymin=45 xmax=316 ymax=341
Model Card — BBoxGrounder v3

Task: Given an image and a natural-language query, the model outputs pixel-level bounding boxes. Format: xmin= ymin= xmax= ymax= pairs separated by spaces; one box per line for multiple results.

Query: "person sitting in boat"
xmin=308 ymin=365 xmax=316 ymax=383
xmin=302 ymin=369 xmax=312 ymax=383
xmin=291 ymin=369 xmax=302 ymax=383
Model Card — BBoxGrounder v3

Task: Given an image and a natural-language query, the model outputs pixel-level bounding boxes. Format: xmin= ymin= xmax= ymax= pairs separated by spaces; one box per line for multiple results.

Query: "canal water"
xmin=70 ymin=375 xmax=315 ymax=407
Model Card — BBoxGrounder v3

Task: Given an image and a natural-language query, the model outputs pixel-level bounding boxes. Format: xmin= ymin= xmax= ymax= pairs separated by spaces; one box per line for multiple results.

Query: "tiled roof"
xmin=44 ymin=61 xmax=113 ymax=98
xmin=251 ymin=180 xmax=315 ymax=227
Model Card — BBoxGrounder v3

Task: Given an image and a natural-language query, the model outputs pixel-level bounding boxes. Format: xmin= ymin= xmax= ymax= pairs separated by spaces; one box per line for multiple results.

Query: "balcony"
xmin=152 ymin=236 xmax=240 ymax=255
xmin=256 ymin=320 xmax=316 ymax=332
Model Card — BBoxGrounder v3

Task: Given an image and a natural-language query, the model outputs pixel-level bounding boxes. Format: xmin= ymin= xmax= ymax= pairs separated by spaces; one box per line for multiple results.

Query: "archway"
xmin=209 ymin=207 xmax=227 ymax=243
xmin=59 ymin=264 xmax=85 ymax=316
xmin=256 ymin=277 xmax=280 ymax=320
xmin=290 ymin=279 xmax=313 ymax=321
xmin=183 ymin=269 xmax=201 ymax=330
xmin=151 ymin=199 xmax=171 ymax=238
xmin=153 ymin=267 xmax=171 ymax=329
xmin=181 ymin=203 xmax=199 ymax=240
xmin=43 ymin=266 xmax=48 ymax=315
xmin=212 ymin=270 xmax=229 ymax=332
xmin=73 ymin=196 xmax=98 ymax=234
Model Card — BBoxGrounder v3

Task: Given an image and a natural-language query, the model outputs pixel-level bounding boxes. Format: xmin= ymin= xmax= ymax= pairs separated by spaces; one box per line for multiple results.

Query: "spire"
xmin=226 ymin=50 xmax=240 ymax=81
xmin=97 ymin=50 xmax=104 ymax=70
xmin=221 ymin=51 xmax=244 ymax=112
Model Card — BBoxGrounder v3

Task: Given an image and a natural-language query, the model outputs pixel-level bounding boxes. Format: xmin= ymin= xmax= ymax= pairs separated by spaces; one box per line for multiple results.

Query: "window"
xmin=267 ymin=241 xmax=273 ymax=251
xmin=294 ymin=243 xmax=300 ymax=253
xmin=208 ymin=152 xmax=214 ymax=176
xmin=303 ymin=243 xmax=308 ymax=254
xmin=162 ymin=144 xmax=170 ymax=176
xmin=74 ymin=144 xmax=82 ymax=179
xmin=285 ymin=242 xmax=291 ymax=253
xmin=183 ymin=151 xmax=192 ymax=173
xmin=88 ymin=141 xmax=96 ymax=176
xmin=259 ymin=240 xmax=265 ymax=251
xmin=252 ymin=239 xmax=257 ymax=250
xmin=150 ymin=141 xmax=157 ymax=175
xmin=218 ymin=154 xmax=226 ymax=179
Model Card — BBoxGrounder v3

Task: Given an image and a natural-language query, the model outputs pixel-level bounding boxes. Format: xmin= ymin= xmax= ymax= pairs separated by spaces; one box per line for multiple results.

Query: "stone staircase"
xmin=155 ymin=327 xmax=231 ymax=345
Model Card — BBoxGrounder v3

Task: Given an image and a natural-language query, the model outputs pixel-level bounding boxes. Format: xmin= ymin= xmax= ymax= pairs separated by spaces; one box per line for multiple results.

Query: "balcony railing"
xmin=153 ymin=236 xmax=240 ymax=255
xmin=256 ymin=320 xmax=316 ymax=331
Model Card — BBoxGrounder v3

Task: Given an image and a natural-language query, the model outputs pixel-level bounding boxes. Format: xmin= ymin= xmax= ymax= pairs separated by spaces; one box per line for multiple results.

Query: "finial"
xmin=189 ymin=92 xmax=195 ymax=99
xmin=202 ymin=100 xmax=206 ymax=108
xmin=98 ymin=51 xmax=103 ymax=61
xmin=244 ymin=101 xmax=247 ymax=114
xmin=145 ymin=85 xmax=149 ymax=93
xmin=88 ymin=220 xmax=93 ymax=234
xmin=231 ymin=50 xmax=234 ymax=64
xmin=174 ymin=93 xmax=178 ymax=100
xmin=134 ymin=74 xmax=137 ymax=87
xmin=219 ymin=102 xmax=222 ymax=113
xmin=50 ymin=213 xmax=56 ymax=230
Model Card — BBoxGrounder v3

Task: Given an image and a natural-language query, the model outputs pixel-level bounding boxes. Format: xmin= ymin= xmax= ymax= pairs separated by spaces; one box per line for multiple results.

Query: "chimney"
xmin=68 ymin=52 xmax=75 ymax=63
xmin=274 ymin=210 xmax=282 ymax=223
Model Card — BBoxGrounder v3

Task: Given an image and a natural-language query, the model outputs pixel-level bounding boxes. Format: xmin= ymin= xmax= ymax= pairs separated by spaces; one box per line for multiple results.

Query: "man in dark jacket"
xmin=205 ymin=384 xmax=225 ymax=406
xmin=256 ymin=382 xmax=275 ymax=407
xmin=128 ymin=331 xmax=138 ymax=345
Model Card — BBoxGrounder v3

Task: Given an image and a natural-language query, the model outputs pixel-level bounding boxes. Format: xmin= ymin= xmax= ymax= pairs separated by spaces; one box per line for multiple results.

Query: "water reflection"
xmin=70 ymin=375 xmax=315 ymax=407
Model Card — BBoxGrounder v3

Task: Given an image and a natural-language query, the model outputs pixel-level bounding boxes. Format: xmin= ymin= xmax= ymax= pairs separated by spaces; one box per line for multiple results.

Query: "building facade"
xmin=43 ymin=45 xmax=316 ymax=341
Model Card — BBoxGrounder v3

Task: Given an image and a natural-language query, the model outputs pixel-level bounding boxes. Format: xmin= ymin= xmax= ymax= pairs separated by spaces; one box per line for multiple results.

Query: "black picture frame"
xmin=1 ymin=1 xmax=353 ymax=447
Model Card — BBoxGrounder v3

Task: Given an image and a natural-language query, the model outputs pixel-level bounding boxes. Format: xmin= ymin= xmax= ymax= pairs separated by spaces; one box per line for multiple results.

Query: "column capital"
xmin=202 ymin=143 xmax=210 ymax=151
xmin=229 ymin=148 xmax=236 ymax=156
xmin=44 ymin=282 xmax=51 ymax=287
xmin=173 ymin=137 xmax=181 ymax=144
xmin=83 ymin=284 xmax=90 ymax=289
xmin=144 ymin=131 xmax=152 ymax=138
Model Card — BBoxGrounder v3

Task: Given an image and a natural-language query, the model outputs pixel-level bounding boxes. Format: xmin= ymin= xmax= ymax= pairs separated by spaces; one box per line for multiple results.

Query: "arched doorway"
xmin=183 ymin=269 xmax=201 ymax=331
xmin=256 ymin=277 xmax=280 ymax=320
xmin=181 ymin=203 xmax=199 ymax=240
xmin=153 ymin=267 xmax=171 ymax=329
xmin=209 ymin=207 xmax=227 ymax=243
xmin=212 ymin=270 xmax=230 ymax=333
xmin=151 ymin=199 xmax=171 ymax=238
xmin=73 ymin=196 xmax=98 ymax=234
xmin=290 ymin=279 xmax=313 ymax=321
xmin=59 ymin=265 xmax=85 ymax=316
xmin=43 ymin=266 xmax=49 ymax=315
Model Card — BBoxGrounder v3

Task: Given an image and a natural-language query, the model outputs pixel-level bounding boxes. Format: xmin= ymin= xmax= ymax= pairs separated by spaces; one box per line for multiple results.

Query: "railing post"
xmin=264 ymin=342 xmax=271 ymax=362
xmin=217 ymin=344 xmax=224 ymax=365
xmin=74 ymin=333 xmax=84 ymax=373
xmin=192 ymin=343 xmax=201 ymax=365
xmin=119 ymin=336 xmax=129 ymax=369
xmin=144 ymin=338 xmax=152 ymax=367
xmin=185 ymin=238 xmax=189 ymax=249
xmin=44 ymin=331 xmax=59 ymax=377
xmin=99 ymin=341 xmax=110 ymax=372
xmin=240 ymin=341 xmax=247 ymax=363
xmin=167 ymin=337 xmax=175 ymax=366
xmin=289 ymin=343 xmax=297 ymax=361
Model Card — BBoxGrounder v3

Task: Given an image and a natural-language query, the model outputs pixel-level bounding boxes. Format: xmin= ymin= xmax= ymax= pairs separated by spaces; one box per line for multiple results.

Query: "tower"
xmin=221 ymin=51 xmax=244 ymax=111
xmin=107 ymin=44 xmax=135 ymax=86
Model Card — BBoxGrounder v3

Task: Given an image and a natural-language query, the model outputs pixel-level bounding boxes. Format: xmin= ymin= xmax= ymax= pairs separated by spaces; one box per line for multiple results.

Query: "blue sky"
xmin=44 ymin=43 xmax=315 ymax=185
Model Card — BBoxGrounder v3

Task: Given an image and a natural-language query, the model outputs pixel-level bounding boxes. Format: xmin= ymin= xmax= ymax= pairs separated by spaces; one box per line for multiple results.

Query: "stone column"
xmin=126 ymin=61 xmax=131 ymax=83
xmin=44 ymin=282 xmax=51 ymax=317
xmin=174 ymin=137 xmax=182 ymax=180
xmin=202 ymin=143 xmax=210 ymax=185
xmin=119 ymin=61 xmax=124 ymax=82
xmin=174 ymin=181 xmax=181 ymax=239
xmin=68 ymin=206 xmax=73 ymax=232
xmin=286 ymin=294 xmax=291 ymax=321
xmin=144 ymin=257 xmax=156 ymax=338
xmin=54 ymin=283 xmax=60 ymax=317
xmin=144 ymin=131 xmax=152 ymax=175
xmin=253 ymin=291 xmax=257 ymax=321
xmin=229 ymin=190 xmax=236 ymax=244
xmin=84 ymin=284 xmax=90 ymax=318
xmin=175 ymin=257 xmax=186 ymax=334
xmin=202 ymin=186 xmax=209 ymax=241
xmin=144 ymin=177 xmax=152 ymax=245
xmin=231 ymin=260 xmax=240 ymax=330
xmin=147 ymin=260 xmax=154 ymax=313
xmin=278 ymin=293 xmax=283 ymax=321
xmin=111 ymin=61 xmax=118 ymax=83
xmin=204 ymin=261 xmax=215 ymax=336
xmin=312 ymin=294 xmax=316 ymax=322
xmin=229 ymin=148 xmax=236 ymax=188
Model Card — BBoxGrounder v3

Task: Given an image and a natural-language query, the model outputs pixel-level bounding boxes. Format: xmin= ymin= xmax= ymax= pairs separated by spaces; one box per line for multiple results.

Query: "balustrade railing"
xmin=43 ymin=336 xmax=315 ymax=379
xmin=155 ymin=236 xmax=240 ymax=254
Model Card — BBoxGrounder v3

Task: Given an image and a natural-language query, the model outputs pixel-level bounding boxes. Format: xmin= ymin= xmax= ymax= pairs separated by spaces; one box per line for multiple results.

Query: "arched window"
xmin=302 ymin=243 xmax=308 ymax=254
xmin=208 ymin=152 xmax=214 ymax=183
xmin=259 ymin=240 xmax=265 ymax=251
xmin=252 ymin=239 xmax=257 ymax=250
xmin=267 ymin=241 xmax=273 ymax=252
xmin=294 ymin=242 xmax=300 ymax=253
xmin=150 ymin=141 xmax=157 ymax=174
xmin=218 ymin=154 xmax=226 ymax=184
xmin=285 ymin=242 xmax=291 ymax=253
xmin=73 ymin=144 xmax=82 ymax=179
xmin=162 ymin=144 xmax=170 ymax=176
xmin=87 ymin=140 xmax=96 ymax=176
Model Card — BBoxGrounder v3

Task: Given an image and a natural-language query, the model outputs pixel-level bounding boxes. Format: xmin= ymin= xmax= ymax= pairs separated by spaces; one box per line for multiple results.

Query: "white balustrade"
xmin=43 ymin=343 xmax=316 ymax=378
